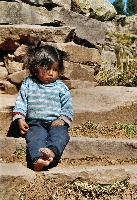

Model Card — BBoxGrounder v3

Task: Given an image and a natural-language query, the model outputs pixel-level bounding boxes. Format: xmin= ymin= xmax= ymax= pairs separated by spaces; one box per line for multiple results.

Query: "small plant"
xmin=96 ymin=67 xmax=137 ymax=86
xmin=14 ymin=146 xmax=26 ymax=156
xmin=63 ymin=179 xmax=129 ymax=199
xmin=45 ymin=177 xmax=56 ymax=183
xmin=108 ymin=32 xmax=137 ymax=45
xmin=97 ymin=31 xmax=137 ymax=87
xmin=112 ymin=121 xmax=137 ymax=137
xmin=69 ymin=120 xmax=137 ymax=139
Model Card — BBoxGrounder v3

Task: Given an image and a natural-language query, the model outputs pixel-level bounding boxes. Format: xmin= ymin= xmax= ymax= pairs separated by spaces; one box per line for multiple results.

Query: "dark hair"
xmin=27 ymin=44 xmax=64 ymax=76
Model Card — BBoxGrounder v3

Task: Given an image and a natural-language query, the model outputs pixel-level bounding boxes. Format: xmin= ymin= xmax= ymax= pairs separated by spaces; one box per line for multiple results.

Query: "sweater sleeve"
xmin=59 ymin=83 xmax=73 ymax=126
xmin=12 ymin=78 xmax=28 ymax=121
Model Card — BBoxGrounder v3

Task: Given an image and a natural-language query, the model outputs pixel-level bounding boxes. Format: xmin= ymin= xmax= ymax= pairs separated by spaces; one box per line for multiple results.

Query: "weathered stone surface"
xmin=71 ymin=0 xmax=117 ymax=21
xmin=8 ymin=69 xmax=29 ymax=84
xmin=3 ymin=81 xmax=18 ymax=94
xmin=0 ymin=25 xmax=75 ymax=51
xmin=0 ymin=93 xmax=17 ymax=133
xmin=49 ymin=42 xmax=102 ymax=66
xmin=0 ymin=137 xmax=25 ymax=158
xmin=63 ymin=61 xmax=94 ymax=81
xmin=1 ymin=136 xmax=137 ymax=161
xmin=0 ymin=163 xmax=35 ymax=200
xmin=71 ymin=86 xmax=137 ymax=126
xmin=63 ymin=137 xmax=137 ymax=160
xmin=100 ymin=50 xmax=117 ymax=71
xmin=5 ymin=57 xmax=23 ymax=74
xmin=0 ymin=111 xmax=13 ymax=135
xmin=0 ymin=1 xmax=52 ymax=25
xmin=125 ymin=166 xmax=137 ymax=186
xmin=14 ymin=44 xmax=29 ymax=62
xmin=0 ymin=163 xmax=35 ymax=181
xmin=22 ymin=0 xmax=71 ymax=10
xmin=0 ymin=67 xmax=8 ymax=81
xmin=43 ymin=165 xmax=128 ymax=184
xmin=51 ymin=7 xmax=107 ymax=46
xmin=1 ymin=86 xmax=137 ymax=129
xmin=0 ymin=62 xmax=4 ymax=67
xmin=63 ymin=80 xmax=97 ymax=89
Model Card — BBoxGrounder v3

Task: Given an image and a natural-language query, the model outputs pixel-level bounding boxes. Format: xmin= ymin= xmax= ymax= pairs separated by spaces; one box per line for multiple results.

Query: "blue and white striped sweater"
xmin=13 ymin=76 xmax=73 ymax=126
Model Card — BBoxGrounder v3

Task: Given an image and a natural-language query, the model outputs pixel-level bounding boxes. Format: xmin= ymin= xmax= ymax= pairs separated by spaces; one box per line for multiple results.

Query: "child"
xmin=12 ymin=44 xmax=73 ymax=171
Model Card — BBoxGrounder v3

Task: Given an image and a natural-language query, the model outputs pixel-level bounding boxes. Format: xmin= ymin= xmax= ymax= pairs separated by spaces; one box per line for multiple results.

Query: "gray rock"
xmin=0 ymin=137 xmax=25 ymax=158
xmin=3 ymin=81 xmax=18 ymax=94
xmin=71 ymin=0 xmax=117 ymax=21
xmin=0 ymin=162 xmax=35 ymax=181
xmin=64 ymin=61 xmax=95 ymax=82
xmin=64 ymin=137 xmax=137 ymax=160
xmin=63 ymin=80 xmax=97 ymax=89
xmin=71 ymin=86 xmax=137 ymax=126
xmin=43 ymin=165 xmax=128 ymax=184
xmin=0 ymin=67 xmax=8 ymax=81
xmin=0 ymin=1 xmax=52 ymax=25
xmin=49 ymin=42 xmax=102 ymax=65
xmin=0 ymin=25 xmax=75 ymax=51
xmin=51 ymin=7 xmax=107 ymax=46
xmin=22 ymin=0 xmax=71 ymax=10
xmin=101 ymin=50 xmax=117 ymax=71
xmin=5 ymin=57 xmax=23 ymax=74
xmin=8 ymin=69 xmax=29 ymax=84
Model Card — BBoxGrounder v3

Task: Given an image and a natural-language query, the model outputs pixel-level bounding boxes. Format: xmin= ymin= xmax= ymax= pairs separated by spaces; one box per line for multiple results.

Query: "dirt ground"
xmin=2 ymin=173 xmax=137 ymax=200
xmin=1 ymin=121 xmax=137 ymax=200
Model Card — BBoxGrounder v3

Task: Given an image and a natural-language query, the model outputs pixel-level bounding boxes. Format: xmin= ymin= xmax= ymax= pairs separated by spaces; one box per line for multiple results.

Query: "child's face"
xmin=37 ymin=62 xmax=59 ymax=84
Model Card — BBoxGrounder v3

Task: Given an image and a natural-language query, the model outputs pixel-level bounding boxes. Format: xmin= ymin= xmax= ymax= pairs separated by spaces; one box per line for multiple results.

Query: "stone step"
xmin=1 ymin=86 xmax=137 ymax=132
xmin=1 ymin=137 xmax=137 ymax=198
xmin=1 ymin=162 xmax=137 ymax=199
xmin=71 ymin=86 xmax=137 ymax=126
xmin=1 ymin=137 xmax=137 ymax=161
xmin=0 ymin=162 xmax=137 ymax=188
xmin=43 ymin=164 xmax=137 ymax=186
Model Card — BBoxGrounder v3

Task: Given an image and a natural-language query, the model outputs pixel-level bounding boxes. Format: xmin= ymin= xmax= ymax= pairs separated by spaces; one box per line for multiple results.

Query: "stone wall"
xmin=0 ymin=0 xmax=136 ymax=94
xmin=0 ymin=0 xmax=110 ymax=94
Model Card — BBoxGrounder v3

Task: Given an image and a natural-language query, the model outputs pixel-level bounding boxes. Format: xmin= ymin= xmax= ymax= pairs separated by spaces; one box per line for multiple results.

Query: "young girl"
xmin=12 ymin=44 xmax=73 ymax=171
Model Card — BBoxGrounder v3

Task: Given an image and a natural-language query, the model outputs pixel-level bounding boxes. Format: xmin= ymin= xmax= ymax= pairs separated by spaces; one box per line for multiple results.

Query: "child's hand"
xmin=51 ymin=119 xmax=65 ymax=127
xmin=18 ymin=119 xmax=29 ymax=134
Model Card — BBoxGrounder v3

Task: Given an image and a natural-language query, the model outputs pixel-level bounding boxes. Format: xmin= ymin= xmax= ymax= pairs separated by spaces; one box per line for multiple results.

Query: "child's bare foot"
xmin=33 ymin=157 xmax=53 ymax=171
xmin=39 ymin=148 xmax=55 ymax=159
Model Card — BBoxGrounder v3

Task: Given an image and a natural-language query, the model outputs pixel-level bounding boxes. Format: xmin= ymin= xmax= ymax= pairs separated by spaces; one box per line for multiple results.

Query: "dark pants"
xmin=25 ymin=120 xmax=70 ymax=169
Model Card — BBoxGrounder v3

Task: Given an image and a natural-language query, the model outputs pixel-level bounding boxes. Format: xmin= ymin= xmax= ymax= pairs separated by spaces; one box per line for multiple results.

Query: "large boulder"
xmin=53 ymin=42 xmax=102 ymax=65
xmin=0 ymin=1 xmax=52 ymax=25
xmin=63 ymin=61 xmax=95 ymax=81
xmin=22 ymin=0 xmax=117 ymax=21
xmin=71 ymin=0 xmax=117 ymax=21
xmin=0 ymin=1 xmax=107 ymax=47
xmin=51 ymin=7 xmax=107 ymax=46
xmin=46 ymin=42 xmax=101 ymax=73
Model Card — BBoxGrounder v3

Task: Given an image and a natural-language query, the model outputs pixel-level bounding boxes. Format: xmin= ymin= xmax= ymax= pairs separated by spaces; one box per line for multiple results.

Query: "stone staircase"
xmin=1 ymin=136 xmax=137 ymax=199
xmin=1 ymin=136 xmax=137 ymax=184
xmin=1 ymin=86 xmax=137 ymax=199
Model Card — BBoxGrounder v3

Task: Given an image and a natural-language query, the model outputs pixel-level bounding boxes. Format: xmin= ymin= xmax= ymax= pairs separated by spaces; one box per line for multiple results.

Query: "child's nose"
xmin=48 ymin=69 xmax=53 ymax=76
